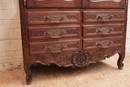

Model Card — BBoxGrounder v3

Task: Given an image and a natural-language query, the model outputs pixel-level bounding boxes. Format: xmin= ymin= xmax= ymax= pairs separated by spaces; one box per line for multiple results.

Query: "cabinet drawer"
xmin=83 ymin=47 xmax=121 ymax=62
xmin=27 ymin=0 xmax=81 ymax=8
xmin=83 ymin=23 xmax=124 ymax=37
xmin=31 ymin=51 xmax=75 ymax=67
xmin=29 ymin=25 xmax=81 ymax=40
xmin=83 ymin=10 xmax=125 ymax=23
xmin=83 ymin=37 xmax=123 ymax=49
xmin=30 ymin=39 xmax=81 ymax=54
xmin=83 ymin=0 xmax=125 ymax=8
xmin=28 ymin=11 xmax=81 ymax=24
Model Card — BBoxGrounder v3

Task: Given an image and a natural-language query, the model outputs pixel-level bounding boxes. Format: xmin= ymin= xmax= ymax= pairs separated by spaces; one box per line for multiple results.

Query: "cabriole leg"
xmin=117 ymin=53 xmax=125 ymax=70
xmin=25 ymin=64 xmax=32 ymax=85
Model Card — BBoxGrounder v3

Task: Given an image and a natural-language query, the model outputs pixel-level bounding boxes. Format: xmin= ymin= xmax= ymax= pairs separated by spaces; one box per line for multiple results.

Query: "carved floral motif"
xmin=72 ymin=51 xmax=91 ymax=67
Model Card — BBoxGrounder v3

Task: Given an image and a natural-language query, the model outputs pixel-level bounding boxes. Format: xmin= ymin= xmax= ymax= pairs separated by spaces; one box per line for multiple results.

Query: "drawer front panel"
xmin=83 ymin=0 xmax=125 ymax=8
xmin=31 ymin=51 xmax=76 ymax=67
xmin=27 ymin=0 xmax=81 ymax=8
xmin=28 ymin=11 xmax=81 ymax=24
xmin=30 ymin=39 xmax=81 ymax=54
xmin=29 ymin=25 xmax=81 ymax=40
xmin=83 ymin=10 xmax=125 ymax=23
xmin=83 ymin=23 xmax=124 ymax=37
xmin=83 ymin=47 xmax=121 ymax=62
xmin=83 ymin=37 xmax=123 ymax=49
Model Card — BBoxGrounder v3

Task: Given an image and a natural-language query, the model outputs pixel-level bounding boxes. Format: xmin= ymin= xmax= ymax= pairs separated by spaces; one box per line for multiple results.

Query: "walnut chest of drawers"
xmin=19 ymin=0 xmax=128 ymax=84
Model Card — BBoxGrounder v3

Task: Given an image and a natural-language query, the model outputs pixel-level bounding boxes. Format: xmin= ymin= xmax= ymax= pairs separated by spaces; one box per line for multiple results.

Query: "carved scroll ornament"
xmin=44 ymin=29 xmax=66 ymax=38
xmin=96 ymin=27 xmax=113 ymax=34
xmin=90 ymin=0 xmax=121 ymax=2
xmin=34 ymin=0 xmax=74 ymax=2
xmin=96 ymin=14 xmax=113 ymax=21
xmin=45 ymin=15 xmax=66 ymax=23
xmin=45 ymin=44 xmax=67 ymax=53
xmin=96 ymin=40 xmax=114 ymax=47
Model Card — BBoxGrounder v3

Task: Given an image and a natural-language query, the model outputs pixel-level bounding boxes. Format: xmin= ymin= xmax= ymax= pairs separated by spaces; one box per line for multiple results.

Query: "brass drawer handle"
xmin=33 ymin=0 xmax=47 ymax=2
xmin=96 ymin=27 xmax=113 ymax=34
xmin=44 ymin=29 xmax=66 ymax=39
xmin=34 ymin=0 xmax=74 ymax=2
xmin=96 ymin=40 xmax=113 ymax=47
xmin=45 ymin=44 xmax=67 ymax=53
xmin=45 ymin=15 xmax=66 ymax=23
xmin=96 ymin=14 xmax=113 ymax=21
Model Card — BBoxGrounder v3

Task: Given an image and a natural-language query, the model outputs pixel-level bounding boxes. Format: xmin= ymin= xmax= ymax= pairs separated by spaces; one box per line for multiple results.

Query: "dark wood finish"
xmin=29 ymin=39 xmax=82 ymax=54
xmin=27 ymin=11 xmax=81 ymax=24
xmin=19 ymin=0 xmax=128 ymax=85
xmin=83 ymin=23 xmax=124 ymax=37
xmin=82 ymin=0 xmax=126 ymax=8
xmin=83 ymin=36 xmax=123 ymax=49
xmin=28 ymin=25 xmax=81 ymax=40
xmin=83 ymin=9 xmax=125 ymax=23
xmin=27 ymin=0 xmax=81 ymax=8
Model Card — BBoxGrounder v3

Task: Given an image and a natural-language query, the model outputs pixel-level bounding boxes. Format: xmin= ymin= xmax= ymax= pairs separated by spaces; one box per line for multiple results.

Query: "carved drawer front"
xmin=31 ymin=51 xmax=76 ymax=67
xmin=83 ymin=23 xmax=124 ymax=37
xmin=28 ymin=25 xmax=81 ymax=40
xmin=30 ymin=39 xmax=81 ymax=54
xmin=83 ymin=37 xmax=123 ymax=49
xmin=83 ymin=0 xmax=125 ymax=8
xmin=28 ymin=11 xmax=81 ymax=24
xmin=27 ymin=0 xmax=81 ymax=8
xmin=83 ymin=47 xmax=121 ymax=63
xmin=83 ymin=10 xmax=125 ymax=23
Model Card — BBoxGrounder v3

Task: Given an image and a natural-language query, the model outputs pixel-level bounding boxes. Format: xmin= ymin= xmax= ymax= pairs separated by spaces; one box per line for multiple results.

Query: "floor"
xmin=0 ymin=55 xmax=130 ymax=87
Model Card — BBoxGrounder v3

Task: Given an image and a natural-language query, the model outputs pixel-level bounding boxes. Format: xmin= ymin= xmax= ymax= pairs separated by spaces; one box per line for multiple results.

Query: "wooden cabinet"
xmin=19 ymin=0 xmax=128 ymax=85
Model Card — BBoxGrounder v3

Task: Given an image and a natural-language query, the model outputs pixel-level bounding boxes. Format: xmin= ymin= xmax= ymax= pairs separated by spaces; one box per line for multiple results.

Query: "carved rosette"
xmin=72 ymin=51 xmax=91 ymax=67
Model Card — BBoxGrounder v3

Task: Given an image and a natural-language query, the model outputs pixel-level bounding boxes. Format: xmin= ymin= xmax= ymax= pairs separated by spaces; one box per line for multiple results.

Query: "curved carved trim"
xmin=32 ymin=61 xmax=73 ymax=68
xmin=31 ymin=47 xmax=122 ymax=68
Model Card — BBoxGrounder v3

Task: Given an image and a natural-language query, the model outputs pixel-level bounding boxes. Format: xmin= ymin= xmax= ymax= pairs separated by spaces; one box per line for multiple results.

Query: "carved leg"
xmin=117 ymin=53 xmax=125 ymax=70
xmin=26 ymin=75 xmax=32 ymax=85
xmin=24 ymin=64 xmax=32 ymax=85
